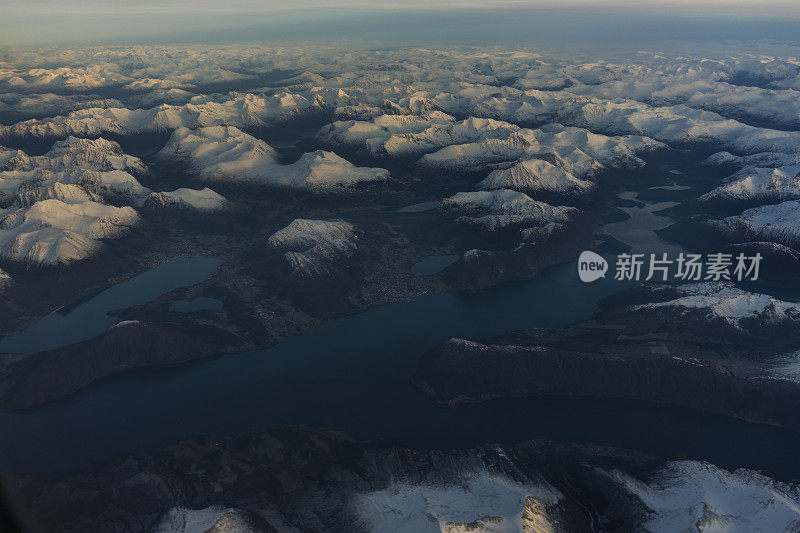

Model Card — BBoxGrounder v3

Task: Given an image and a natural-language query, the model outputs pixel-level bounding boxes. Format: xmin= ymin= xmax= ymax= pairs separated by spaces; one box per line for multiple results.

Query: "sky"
xmin=5 ymin=0 xmax=800 ymax=14
xmin=2 ymin=0 xmax=800 ymax=48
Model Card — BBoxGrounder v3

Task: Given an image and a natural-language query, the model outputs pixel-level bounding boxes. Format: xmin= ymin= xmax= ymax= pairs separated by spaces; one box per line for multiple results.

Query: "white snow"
xmin=6 ymin=45 xmax=800 ymax=271
xmin=77 ymin=169 xmax=152 ymax=206
xmin=433 ymin=88 xmax=800 ymax=155
xmin=0 ymin=137 xmax=147 ymax=207
xmin=478 ymin=158 xmax=595 ymax=195
xmin=608 ymin=460 xmax=800 ymax=533
xmin=39 ymin=137 xmax=146 ymax=173
xmin=711 ymin=200 xmax=800 ymax=245
xmin=0 ymin=199 xmax=139 ymax=265
xmin=633 ymin=283 xmax=800 ymax=325
xmin=318 ymin=112 xmax=456 ymax=151
xmin=419 ymin=122 xmax=660 ymax=175
xmin=354 ymin=472 xmax=561 ymax=533
xmin=0 ymin=136 xmax=144 ymax=176
xmin=147 ymin=187 xmax=226 ymax=211
xmin=701 ymin=163 xmax=800 ymax=202
xmin=13 ymin=182 xmax=100 ymax=208
xmin=322 ymin=115 xmax=661 ymax=177
xmin=155 ymin=506 xmax=263 ymax=533
xmin=441 ymin=189 xmax=576 ymax=231
xmin=0 ymin=93 xmax=124 ymax=119
xmin=123 ymin=78 xmax=195 ymax=92
xmin=0 ymin=90 xmax=329 ymax=138
xmin=284 ymin=151 xmax=389 ymax=190
xmin=764 ymin=351 xmax=800 ymax=383
xmin=268 ymin=218 xmax=357 ymax=276
xmin=0 ymin=65 xmax=133 ymax=91
xmin=0 ymin=137 xmax=158 ymax=264
xmin=4 ymin=46 xmax=800 ymax=164
xmin=705 ymin=151 xmax=800 ymax=169
xmin=567 ymin=73 xmax=800 ymax=129
xmin=159 ymin=126 xmax=389 ymax=191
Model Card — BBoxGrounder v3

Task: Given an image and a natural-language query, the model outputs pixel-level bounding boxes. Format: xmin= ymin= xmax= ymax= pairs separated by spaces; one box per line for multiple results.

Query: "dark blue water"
xmin=1 ymin=257 xmax=800 ymax=480
xmin=603 ymin=192 xmax=684 ymax=256
xmin=0 ymin=260 xmax=624 ymax=472
xmin=1 ymin=199 xmax=800 ymax=480
xmin=169 ymin=297 xmax=224 ymax=313
xmin=411 ymin=255 xmax=460 ymax=276
xmin=0 ymin=257 xmax=223 ymax=354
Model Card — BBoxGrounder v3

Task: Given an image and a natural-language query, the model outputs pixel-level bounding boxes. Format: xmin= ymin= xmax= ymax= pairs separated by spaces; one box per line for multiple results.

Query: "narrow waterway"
xmin=1 ymin=192 xmax=799 ymax=481
xmin=603 ymin=191 xmax=684 ymax=255
xmin=0 ymin=257 xmax=223 ymax=354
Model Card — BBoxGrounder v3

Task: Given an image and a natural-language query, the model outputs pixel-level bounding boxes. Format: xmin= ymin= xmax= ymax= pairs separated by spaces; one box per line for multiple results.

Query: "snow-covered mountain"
xmin=123 ymin=78 xmax=195 ymax=92
xmin=441 ymin=189 xmax=576 ymax=231
xmin=355 ymin=471 xmax=561 ymax=533
xmin=701 ymin=162 xmax=800 ymax=202
xmin=0 ymin=199 xmax=139 ymax=265
xmin=419 ymin=122 xmax=661 ymax=175
xmin=704 ymin=151 xmax=800 ymax=169
xmin=321 ymin=115 xmax=662 ymax=178
xmin=16 ymin=425 xmax=800 ymax=533
xmin=0 ymin=138 xmax=147 ymax=264
xmin=0 ymin=137 xmax=148 ymax=208
xmin=711 ymin=200 xmax=800 ymax=246
xmin=146 ymin=188 xmax=227 ymax=212
xmin=432 ymin=88 xmax=800 ymax=155
xmin=268 ymin=218 xmax=357 ymax=277
xmin=317 ymin=112 xmax=456 ymax=151
xmin=3 ymin=45 xmax=800 ymax=163
xmin=0 ymin=136 xmax=225 ymax=264
xmin=607 ymin=460 xmax=800 ymax=532
xmin=0 ymin=93 xmax=124 ymax=120
xmin=566 ymin=73 xmax=800 ymax=129
xmin=0 ymin=91 xmax=332 ymax=139
xmin=1 ymin=65 xmax=133 ymax=91
xmin=155 ymin=506 xmax=269 ymax=533
xmin=478 ymin=158 xmax=595 ymax=196
xmin=160 ymin=126 xmax=389 ymax=191
xmin=356 ymin=460 xmax=800 ymax=533
xmin=1 ymin=136 xmax=145 ymax=175
xmin=632 ymin=283 xmax=800 ymax=326
xmin=77 ymin=169 xmax=153 ymax=206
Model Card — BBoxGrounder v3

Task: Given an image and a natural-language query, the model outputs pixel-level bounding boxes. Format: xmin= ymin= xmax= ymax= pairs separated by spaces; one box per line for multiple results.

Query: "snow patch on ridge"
xmin=607 ymin=460 xmax=800 ymax=532
xmin=701 ymin=163 xmax=800 ymax=202
xmin=632 ymin=283 xmax=800 ymax=325
xmin=156 ymin=506 xmax=266 ymax=533
xmin=710 ymin=200 xmax=800 ymax=245
xmin=147 ymin=188 xmax=226 ymax=212
xmin=705 ymin=151 xmax=800 ymax=169
xmin=354 ymin=472 xmax=561 ymax=533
